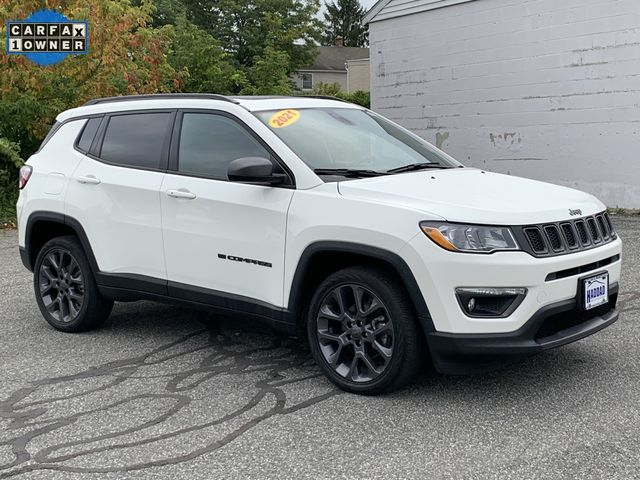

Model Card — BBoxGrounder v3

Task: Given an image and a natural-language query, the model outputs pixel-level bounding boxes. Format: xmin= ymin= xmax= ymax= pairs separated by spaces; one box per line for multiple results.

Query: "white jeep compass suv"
xmin=17 ymin=94 xmax=622 ymax=394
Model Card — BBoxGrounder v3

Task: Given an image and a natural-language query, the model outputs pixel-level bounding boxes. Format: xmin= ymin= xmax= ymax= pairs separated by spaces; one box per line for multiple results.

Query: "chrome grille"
xmin=515 ymin=212 xmax=616 ymax=257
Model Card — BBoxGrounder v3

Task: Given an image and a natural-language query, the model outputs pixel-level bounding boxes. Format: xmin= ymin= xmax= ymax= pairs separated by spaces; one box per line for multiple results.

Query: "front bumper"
xmin=19 ymin=246 xmax=31 ymax=271
xmin=399 ymin=233 xmax=622 ymax=334
xmin=427 ymin=283 xmax=619 ymax=374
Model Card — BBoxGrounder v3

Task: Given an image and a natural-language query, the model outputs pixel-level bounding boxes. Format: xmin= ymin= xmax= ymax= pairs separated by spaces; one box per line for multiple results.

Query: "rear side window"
xmin=76 ymin=117 xmax=102 ymax=153
xmin=178 ymin=113 xmax=271 ymax=178
xmin=100 ymin=112 xmax=171 ymax=169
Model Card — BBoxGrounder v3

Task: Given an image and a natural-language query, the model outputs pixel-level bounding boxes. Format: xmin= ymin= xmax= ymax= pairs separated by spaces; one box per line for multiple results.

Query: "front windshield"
xmin=255 ymin=107 xmax=460 ymax=176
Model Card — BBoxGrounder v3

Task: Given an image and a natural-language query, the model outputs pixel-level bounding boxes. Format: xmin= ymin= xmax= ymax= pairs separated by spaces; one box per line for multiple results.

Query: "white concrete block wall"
xmin=369 ymin=0 xmax=640 ymax=207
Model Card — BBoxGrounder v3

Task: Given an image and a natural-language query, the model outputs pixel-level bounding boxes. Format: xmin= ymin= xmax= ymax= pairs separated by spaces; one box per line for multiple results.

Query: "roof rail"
xmin=83 ymin=93 xmax=239 ymax=106
xmin=300 ymin=95 xmax=349 ymax=103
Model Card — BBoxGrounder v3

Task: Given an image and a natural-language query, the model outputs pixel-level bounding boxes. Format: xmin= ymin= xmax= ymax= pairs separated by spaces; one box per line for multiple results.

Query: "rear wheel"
xmin=307 ymin=266 xmax=423 ymax=394
xmin=33 ymin=236 xmax=113 ymax=332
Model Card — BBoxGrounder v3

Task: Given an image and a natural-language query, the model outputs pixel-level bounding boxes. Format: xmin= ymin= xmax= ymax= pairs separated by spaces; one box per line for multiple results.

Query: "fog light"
xmin=467 ymin=297 xmax=476 ymax=312
xmin=456 ymin=287 xmax=527 ymax=318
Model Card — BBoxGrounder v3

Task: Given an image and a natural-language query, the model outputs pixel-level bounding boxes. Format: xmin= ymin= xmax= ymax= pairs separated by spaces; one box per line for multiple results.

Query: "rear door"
xmin=160 ymin=110 xmax=294 ymax=309
xmin=65 ymin=110 xmax=174 ymax=283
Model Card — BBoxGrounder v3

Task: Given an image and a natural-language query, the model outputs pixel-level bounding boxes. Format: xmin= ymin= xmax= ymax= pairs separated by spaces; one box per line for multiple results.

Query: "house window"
xmin=302 ymin=73 xmax=313 ymax=90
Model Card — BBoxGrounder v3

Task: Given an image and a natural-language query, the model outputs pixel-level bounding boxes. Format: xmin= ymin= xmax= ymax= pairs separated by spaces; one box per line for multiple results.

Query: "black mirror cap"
xmin=227 ymin=157 xmax=287 ymax=185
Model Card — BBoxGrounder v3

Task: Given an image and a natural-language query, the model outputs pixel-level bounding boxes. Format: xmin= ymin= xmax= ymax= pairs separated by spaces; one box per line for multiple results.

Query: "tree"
xmin=181 ymin=0 xmax=322 ymax=75
xmin=143 ymin=0 xmax=186 ymax=26
xmin=0 ymin=0 xmax=181 ymax=157
xmin=323 ymin=0 xmax=368 ymax=47
xmin=167 ymin=18 xmax=247 ymax=94
xmin=242 ymin=46 xmax=292 ymax=95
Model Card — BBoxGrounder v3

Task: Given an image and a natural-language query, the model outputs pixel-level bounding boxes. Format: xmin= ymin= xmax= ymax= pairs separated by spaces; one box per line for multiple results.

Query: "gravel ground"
xmin=0 ymin=216 xmax=638 ymax=480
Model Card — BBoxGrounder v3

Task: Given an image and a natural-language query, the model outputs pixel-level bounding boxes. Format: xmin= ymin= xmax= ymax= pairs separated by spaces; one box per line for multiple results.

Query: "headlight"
xmin=420 ymin=222 xmax=519 ymax=253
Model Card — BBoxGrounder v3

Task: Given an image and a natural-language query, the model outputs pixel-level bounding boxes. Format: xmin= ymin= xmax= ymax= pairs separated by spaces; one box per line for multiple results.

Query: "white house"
xmin=365 ymin=0 xmax=640 ymax=208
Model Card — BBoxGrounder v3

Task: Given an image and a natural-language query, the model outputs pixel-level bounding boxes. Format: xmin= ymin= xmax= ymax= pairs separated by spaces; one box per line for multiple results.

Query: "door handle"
xmin=167 ymin=189 xmax=196 ymax=200
xmin=77 ymin=175 xmax=101 ymax=185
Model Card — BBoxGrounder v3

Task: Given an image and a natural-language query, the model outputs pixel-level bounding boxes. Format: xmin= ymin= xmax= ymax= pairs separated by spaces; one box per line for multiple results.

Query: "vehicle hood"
xmin=337 ymin=168 xmax=606 ymax=225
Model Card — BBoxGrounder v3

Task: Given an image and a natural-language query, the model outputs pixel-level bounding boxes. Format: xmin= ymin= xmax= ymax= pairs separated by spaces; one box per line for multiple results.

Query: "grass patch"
xmin=0 ymin=137 xmax=21 ymax=229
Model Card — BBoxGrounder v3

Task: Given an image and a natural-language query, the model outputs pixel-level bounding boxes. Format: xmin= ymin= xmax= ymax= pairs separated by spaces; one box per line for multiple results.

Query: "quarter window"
xmin=100 ymin=113 xmax=171 ymax=169
xmin=178 ymin=113 xmax=271 ymax=179
xmin=76 ymin=117 xmax=101 ymax=152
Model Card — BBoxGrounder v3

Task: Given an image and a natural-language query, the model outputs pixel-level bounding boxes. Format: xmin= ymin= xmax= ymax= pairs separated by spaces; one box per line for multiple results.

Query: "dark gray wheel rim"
xmin=38 ymin=248 xmax=85 ymax=323
xmin=316 ymin=284 xmax=394 ymax=383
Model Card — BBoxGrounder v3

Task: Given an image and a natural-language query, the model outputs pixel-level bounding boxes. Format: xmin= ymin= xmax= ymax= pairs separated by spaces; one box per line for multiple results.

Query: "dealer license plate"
xmin=583 ymin=273 xmax=609 ymax=310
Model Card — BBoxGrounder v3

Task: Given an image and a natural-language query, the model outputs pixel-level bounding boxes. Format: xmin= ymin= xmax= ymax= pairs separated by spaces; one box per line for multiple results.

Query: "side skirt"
xmin=97 ymin=273 xmax=297 ymax=335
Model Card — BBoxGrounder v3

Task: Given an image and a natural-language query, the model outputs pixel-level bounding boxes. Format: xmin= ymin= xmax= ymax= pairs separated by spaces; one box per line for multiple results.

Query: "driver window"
xmin=178 ymin=113 xmax=271 ymax=179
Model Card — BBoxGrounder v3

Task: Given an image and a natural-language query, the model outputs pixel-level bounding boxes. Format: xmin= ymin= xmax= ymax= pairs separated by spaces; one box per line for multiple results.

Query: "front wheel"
xmin=33 ymin=235 xmax=113 ymax=332
xmin=307 ymin=266 xmax=423 ymax=394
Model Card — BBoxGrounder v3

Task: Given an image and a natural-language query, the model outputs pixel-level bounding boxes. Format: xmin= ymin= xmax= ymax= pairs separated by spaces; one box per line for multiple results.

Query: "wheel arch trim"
xmin=23 ymin=210 xmax=100 ymax=273
xmin=287 ymin=241 xmax=436 ymax=333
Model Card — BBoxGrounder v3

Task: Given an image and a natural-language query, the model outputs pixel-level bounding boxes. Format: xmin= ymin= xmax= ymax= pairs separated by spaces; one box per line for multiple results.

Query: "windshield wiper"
xmin=313 ymin=168 xmax=388 ymax=178
xmin=386 ymin=162 xmax=452 ymax=173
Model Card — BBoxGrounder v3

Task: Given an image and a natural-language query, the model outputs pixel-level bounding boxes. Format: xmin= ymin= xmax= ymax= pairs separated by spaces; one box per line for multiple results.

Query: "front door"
xmin=160 ymin=111 xmax=294 ymax=309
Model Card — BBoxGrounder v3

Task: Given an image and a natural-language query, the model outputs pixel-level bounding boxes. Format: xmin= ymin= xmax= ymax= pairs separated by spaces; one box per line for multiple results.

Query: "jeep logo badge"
xmin=569 ymin=208 xmax=583 ymax=217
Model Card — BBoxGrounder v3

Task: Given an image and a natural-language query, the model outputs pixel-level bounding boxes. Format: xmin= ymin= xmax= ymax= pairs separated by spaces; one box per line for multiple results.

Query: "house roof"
xmin=302 ymin=46 xmax=370 ymax=72
xmin=364 ymin=0 xmax=478 ymax=24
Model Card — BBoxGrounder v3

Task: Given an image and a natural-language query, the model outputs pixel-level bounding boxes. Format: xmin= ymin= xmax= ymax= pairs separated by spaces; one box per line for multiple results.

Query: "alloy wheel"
xmin=316 ymin=283 xmax=394 ymax=382
xmin=38 ymin=248 xmax=85 ymax=323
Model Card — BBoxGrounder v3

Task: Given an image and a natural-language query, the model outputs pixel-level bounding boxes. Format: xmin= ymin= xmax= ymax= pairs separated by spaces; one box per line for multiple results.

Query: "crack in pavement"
xmin=0 ymin=323 xmax=340 ymax=477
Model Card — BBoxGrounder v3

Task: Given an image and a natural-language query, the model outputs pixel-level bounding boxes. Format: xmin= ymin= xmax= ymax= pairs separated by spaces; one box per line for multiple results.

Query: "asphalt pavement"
xmin=0 ymin=216 xmax=639 ymax=480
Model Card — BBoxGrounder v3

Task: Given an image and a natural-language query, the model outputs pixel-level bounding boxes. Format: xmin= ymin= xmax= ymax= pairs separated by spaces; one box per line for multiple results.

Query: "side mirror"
xmin=227 ymin=157 xmax=287 ymax=185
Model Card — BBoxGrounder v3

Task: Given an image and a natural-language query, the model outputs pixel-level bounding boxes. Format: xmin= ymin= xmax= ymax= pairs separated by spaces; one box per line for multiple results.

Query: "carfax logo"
xmin=6 ymin=9 xmax=88 ymax=66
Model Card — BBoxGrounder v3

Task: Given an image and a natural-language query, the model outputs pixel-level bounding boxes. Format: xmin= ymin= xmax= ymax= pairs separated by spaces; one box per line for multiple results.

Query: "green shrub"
xmin=0 ymin=138 xmax=23 ymax=228
xmin=310 ymin=81 xmax=342 ymax=96
xmin=302 ymin=82 xmax=370 ymax=108
xmin=340 ymin=90 xmax=370 ymax=108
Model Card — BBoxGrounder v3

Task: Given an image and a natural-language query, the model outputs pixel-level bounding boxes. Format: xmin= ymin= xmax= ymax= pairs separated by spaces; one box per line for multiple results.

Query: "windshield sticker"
xmin=268 ymin=109 xmax=300 ymax=128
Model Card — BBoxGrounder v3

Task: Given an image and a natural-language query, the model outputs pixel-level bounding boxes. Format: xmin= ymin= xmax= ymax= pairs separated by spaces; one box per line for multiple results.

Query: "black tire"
xmin=33 ymin=235 xmax=113 ymax=332
xmin=307 ymin=266 xmax=423 ymax=394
